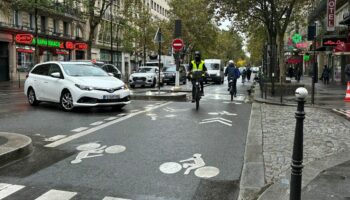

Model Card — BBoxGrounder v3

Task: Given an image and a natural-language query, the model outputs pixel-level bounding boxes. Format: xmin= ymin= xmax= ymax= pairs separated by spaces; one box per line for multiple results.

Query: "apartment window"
xmin=29 ymin=14 xmax=35 ymax=30
xmin=13 ymin=10 xmax=21 ymax=27
xmin=75 ymin=25 xmax=80 ymax=38
xmin=63 ymin=21 xmax=69 ymax=36
xmin=53 ymin=19 xmax=58 ymax=34
xmin=40 ymin=16 xmax=46 ymax=33
xmin=151 ymin=1 xmax=154 ymax=9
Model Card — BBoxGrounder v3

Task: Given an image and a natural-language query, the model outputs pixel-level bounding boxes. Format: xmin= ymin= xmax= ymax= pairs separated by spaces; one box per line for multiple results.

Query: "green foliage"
xmin=247 ymin=25 xmax=266 ymax=66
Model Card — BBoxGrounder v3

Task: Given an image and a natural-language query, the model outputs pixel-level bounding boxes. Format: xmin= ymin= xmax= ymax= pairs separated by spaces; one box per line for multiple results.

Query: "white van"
xmin=204 ymin=59 xmax=224 ymax=84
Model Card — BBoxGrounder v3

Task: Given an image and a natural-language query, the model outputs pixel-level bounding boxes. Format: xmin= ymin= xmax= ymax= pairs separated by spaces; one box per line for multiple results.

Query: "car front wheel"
xmin=60 ymin=90 xmax=74 ymax=111
xmin=27 ymin=88 xmax=39 ymax=106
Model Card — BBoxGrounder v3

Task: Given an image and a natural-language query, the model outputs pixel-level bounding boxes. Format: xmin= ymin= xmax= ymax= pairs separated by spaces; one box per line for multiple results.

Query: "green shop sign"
xmin=292 ymin=33 xmax=302 ymax=44
xmin=303 ymin=54 xmax=310 ymax=61
xmin=31 ymin=38 xmax=61 ymax=48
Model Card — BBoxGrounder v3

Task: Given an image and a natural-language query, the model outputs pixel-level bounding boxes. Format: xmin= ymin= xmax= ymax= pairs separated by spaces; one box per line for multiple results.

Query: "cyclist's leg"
xmin=192 ymin=79 xmax=196 ymax=101
xmin=200 ymin=78 xmax=204 ymax=95
xmin=234 ymin=79 xmax=237 ymax=96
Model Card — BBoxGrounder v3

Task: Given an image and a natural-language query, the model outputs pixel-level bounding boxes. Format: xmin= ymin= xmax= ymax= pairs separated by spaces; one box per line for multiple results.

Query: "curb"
xmin=238 ymin=103 xmax=266 ymax=200
xmin=0 ymin=132 xmax=33 ymax=167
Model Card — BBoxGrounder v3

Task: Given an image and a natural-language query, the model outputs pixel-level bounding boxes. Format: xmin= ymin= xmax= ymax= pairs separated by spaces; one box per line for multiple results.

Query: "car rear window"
xmin=163 ymin=66 xmax=176 ymax=72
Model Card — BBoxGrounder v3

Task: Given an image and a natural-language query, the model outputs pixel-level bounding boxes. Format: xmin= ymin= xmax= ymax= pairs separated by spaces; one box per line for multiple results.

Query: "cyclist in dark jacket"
xmin=225 ymin=60 xmax=240 ymax=97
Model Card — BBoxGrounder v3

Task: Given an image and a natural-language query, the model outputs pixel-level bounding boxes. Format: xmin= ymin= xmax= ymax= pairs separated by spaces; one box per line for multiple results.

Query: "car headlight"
xmin=216 ymin=72 xmax=220 ymax=76
xmin=147 ymin=75 xmax=153 ymax=79
xmin=75 ymin=84 xmax=94 ymax=91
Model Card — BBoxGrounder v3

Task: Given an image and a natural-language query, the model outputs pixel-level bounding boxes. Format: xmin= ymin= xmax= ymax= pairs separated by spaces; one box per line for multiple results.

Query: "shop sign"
xmin=65 ymin=41 xmax=74 ymax=50
xmin=292 ymin=33 xmax=302 ymax=44
xmin=16 ymin=48 xmax=34 ymax=53
xmin=56 ymin=49 xmax=69 ymax=55
xmin=15 ymin=34 xmax=33 ymax=44
xmin=327 ymin=0 xmax=336 ymax=31
xmin=295 ymin=42 xmax=309 ymax=49
xmin=31 ymin=38 xmax=61 ymax=48
xmin=75 ymin=43 xmax=88 ymax=50
xmin=322 ymin=38 xmax=346 ymax=46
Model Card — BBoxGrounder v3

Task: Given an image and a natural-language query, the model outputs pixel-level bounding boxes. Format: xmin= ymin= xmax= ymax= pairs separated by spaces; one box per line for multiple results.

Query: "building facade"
xmin=0 ymin=0 xmax=88 ymax=81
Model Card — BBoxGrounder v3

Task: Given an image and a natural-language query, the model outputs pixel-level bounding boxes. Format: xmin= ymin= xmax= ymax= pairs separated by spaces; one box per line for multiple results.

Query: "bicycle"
xmin=192 ymin=71 xmax=203 ymax=110
xmin=228 ymin=78 xmax=237 ymax=101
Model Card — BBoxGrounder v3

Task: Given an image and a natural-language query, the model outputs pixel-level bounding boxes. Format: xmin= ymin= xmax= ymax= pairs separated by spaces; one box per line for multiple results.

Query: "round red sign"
xmin=172 ymin=38 xmax=184 ymax=51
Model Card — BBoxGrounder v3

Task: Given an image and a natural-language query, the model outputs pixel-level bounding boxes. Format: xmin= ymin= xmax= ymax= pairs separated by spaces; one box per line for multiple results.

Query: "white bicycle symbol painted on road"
xmin=159 ymin=154 xmax=220 ymax=178
xmin=71 ymin=142 xmax=126 ymax=164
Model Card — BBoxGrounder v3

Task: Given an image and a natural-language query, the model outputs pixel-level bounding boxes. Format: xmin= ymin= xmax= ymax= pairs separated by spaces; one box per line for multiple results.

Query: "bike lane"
xmin=0 ymin=97 xmax=251 ymax=200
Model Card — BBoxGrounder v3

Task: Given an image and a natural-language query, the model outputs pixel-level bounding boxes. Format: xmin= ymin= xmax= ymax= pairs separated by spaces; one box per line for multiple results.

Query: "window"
xmin=53 ymin=19 xmax=58 ymax=34
xmin=48 ymin=64 xmax=62 ymax=77
xmin=40 ymin=16 xmax=46 ymax=33
xmin=29 ymin=14 xmax=35 ymax=30
xmin=13 ymin=10 xmax=21 ymax=27
xmin=31 ymin=64 xmax=49 ymax=76
xmin=63 ymin=21 xmax=69 ymax=36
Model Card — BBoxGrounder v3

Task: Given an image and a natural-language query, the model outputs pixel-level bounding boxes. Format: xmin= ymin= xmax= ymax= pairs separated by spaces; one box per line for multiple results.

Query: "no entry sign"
xmin=172 ymin=38 xmax=184 ymax=51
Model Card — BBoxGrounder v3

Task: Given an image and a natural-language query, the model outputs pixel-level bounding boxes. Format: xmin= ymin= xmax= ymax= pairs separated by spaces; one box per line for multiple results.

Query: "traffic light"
xmin=307 ymin=25 xmax=316 ymax=41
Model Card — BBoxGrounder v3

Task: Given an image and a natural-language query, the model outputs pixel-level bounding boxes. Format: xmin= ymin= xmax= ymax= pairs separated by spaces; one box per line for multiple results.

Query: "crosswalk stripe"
xmin=71 ymin=127 xmax=89 ymax=132
xmin=90 ymin=121 xmax=104 ymax=126
xmin=35 ymin=189 xmax=77 ymax=200
xmin=0 ymin=183 xmax=25 ymax=199
xmin=103 ymin=197 xmax=131 ymax=200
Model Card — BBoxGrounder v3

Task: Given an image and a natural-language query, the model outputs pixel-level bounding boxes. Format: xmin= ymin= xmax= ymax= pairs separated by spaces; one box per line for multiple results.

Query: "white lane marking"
xmin=103 ymin=197 xmax=131 ymax=200
xmin=105 ymin=117 xmax=117 ymax=121
xmin=200 ymin=117 xmax=232 ymax=126
xmin=90 ymin=121 xmax=104 ymax=126
xmin=0 ymin=183 xmax=25 ymax=199
xmin=71 ymin=127 xmax=88 ymax=132
xmin=146 ymin=113 xmax=157 ymax=120
xmin=200 ymin=120 xmax=232 ymax=126
xmin=117 ymin=113 xmax=127 ymax=117
xmin=44 ymin=135 xmax=67 ymax=142
xmin=165 ymin=114 xmax=176 ymax=118
xmin=35 ymin=189 xmax=77 ymax=200
xmin=45 ymin=102 xmax=172 ymax=148
xmin=208 ymin=111 xmax=237 ymax=116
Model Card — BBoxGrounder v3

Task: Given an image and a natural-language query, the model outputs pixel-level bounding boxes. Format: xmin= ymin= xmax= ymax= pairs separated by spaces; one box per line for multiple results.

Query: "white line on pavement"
xmin=103 ymin=197 xmax=131 ymax=200
xmin=90 ymin=121 xmax=104 ymax=126
xmin=35 ymin=189 xmax=77 ymax=200
xmin=105 ymin=117 xmax=117 ymax=121
xmin=71 ymin=127 xmax=89 ymax=132
xmin=0 ymin=183 xmax=25 ymax=199
xmin=45 ymin=102 xmax=172 ymax=148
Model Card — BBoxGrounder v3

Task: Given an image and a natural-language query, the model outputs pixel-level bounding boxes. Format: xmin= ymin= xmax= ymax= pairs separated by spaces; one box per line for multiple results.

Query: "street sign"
xmin=153 ymin=28 xmax=163 ymax=43
xmin=172 ymin=38 xmax=184 ymax=51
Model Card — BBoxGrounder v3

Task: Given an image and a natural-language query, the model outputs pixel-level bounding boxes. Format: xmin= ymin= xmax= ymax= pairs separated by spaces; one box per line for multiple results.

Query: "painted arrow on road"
xmin=199 ymin=117 xmax=232 ymax=126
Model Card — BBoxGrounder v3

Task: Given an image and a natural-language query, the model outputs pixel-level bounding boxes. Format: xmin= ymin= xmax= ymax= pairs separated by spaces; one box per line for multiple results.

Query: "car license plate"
xmin=103 ymin=95 xmax=120 ymax=100
xmin=207 ymin=78 xmax=212 ymax=80
xmin=136 ymin=79 xmax=143 ymax=82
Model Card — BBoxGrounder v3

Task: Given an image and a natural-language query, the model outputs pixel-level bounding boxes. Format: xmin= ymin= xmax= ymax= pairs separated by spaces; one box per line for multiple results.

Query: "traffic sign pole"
xmin=172 ymin=39 xmax=184 ymax=90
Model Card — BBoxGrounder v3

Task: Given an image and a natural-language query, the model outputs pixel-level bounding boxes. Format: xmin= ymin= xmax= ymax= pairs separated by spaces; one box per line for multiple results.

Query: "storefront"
xmin=14 ymin=33 xmax=88 ymax=70
xmin=0 ymin=32 xmax=12 ymax=81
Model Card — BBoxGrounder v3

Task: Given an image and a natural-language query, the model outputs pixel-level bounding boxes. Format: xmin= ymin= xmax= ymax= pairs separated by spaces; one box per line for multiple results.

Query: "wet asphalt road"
xmin=0 ymin=79 xmax=252 ymax=200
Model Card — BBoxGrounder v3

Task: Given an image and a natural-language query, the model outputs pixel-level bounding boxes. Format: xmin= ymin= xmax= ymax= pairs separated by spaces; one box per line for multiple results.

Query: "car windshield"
xmin=137 ymin=68 xmax=156 ymax=73
xmin=61 ymin=63 xmax=108 ymax=77
xmin=206 ymin=63 xmax=220 ymax=70
xmin=163 ymin=66 xmax=176 ymax=72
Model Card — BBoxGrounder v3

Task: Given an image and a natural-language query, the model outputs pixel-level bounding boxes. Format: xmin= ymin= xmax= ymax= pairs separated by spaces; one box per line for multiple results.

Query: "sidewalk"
xmin=239 ymin=79 xmax=350 ymax=200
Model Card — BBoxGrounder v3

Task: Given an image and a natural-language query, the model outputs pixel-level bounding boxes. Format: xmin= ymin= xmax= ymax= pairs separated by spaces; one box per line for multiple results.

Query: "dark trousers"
xmin=192 ymin=79 xmax=204 ymax=99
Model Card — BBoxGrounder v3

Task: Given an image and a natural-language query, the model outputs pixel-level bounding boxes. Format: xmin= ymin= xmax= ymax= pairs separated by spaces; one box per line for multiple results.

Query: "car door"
xmin=30 ymin=64 xmax=49 ymax=100
xmin=44 ymin=63 xmax=64 ymax=102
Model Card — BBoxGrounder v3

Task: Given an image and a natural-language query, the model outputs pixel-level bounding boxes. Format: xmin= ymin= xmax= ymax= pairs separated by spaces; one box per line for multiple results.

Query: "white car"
xmin=24 ymin=61 xmax=130 ymax=111
xmin=129 ymin=66 xmax=161 ymax=88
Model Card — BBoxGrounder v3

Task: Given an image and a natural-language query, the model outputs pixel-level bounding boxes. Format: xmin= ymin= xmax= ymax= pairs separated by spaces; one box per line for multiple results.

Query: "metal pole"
xmin=158 ymin=28 xmax=161 ymax=94
xmin=290 ymin=87 xmax=308 ymax=200
xmin=110 ymin=0 xmax=113 ymax=65
xmin=312 ymin=36 xmax=316 ymax=104
xmin=34 ymin=0 xmax=39 ymax=64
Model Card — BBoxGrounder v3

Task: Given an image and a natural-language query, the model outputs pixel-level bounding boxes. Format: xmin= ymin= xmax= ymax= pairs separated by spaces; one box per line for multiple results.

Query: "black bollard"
xmin=290 ymin=87 xmax=308 ymax=200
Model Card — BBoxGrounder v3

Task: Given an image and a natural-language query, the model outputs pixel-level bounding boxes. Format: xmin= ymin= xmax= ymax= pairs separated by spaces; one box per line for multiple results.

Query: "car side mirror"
xmin=51 ymin=72 xmax=61 ymax=78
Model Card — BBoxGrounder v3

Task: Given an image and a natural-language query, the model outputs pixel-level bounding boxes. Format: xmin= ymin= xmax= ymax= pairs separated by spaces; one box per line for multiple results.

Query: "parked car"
xmin=251 ymin=66 xmax=260 ymax=73
xmin=162 ymin=64 xmax=187 ymax=85
xmin=128 ymin=66 xmax=160 ymax=88
xmin=94 ymin=63 xmax=122 ymax=79
xmin=24 ymin=61 xmax=130 ymax=111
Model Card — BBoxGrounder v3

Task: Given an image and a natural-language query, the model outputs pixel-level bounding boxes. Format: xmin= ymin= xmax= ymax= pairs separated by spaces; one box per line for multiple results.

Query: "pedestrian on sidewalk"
xmin=241 ymin=69 xmax=247 ymax=83
xmin=321 ymin=65 xmax=331 ymax=85
xmin=295 ymin=66 xmax=302 ymax=83
xmin=345 ymin=63 xmax=350 ymax=82
xmin=246 ymin=66 xmax=252 ymax=82
xmin=288 ymin=66 xmax=294 ymax=79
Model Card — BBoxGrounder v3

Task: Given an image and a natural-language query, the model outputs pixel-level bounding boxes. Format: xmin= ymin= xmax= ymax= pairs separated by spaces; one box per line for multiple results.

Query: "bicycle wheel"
xmin=195 ymin=86 xmax=200 ymax=110
xmin=229 ymin=85 xmax=234 ymax=101
xmin=194 ymin=166 xmax=220 ymax=178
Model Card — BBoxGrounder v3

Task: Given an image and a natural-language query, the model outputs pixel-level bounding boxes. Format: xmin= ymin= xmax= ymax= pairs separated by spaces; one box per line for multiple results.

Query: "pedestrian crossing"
xmin=0 ymin=183 xmax=131 ymax=200
xmin=332 ymin=109 xmax=350 ymax=119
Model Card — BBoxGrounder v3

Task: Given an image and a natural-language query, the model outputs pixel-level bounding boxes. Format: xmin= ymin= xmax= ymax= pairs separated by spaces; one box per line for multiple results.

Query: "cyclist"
xmin=188 ymin=51 xmax=207 ymax=103
xmin=224 ymin=60 xmax=240 ymax=97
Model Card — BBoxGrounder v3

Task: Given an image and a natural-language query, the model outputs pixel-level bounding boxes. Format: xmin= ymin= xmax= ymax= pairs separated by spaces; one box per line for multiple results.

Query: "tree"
xmin=168 ymin=0 xmax=218 ymax=58
xmin=247 ymin=25 xmax=266 ymax=66
xmin=82 ymin=0 xmax=113 ymax=59
xmin=214 ymin=0 xmax=312 ymax=82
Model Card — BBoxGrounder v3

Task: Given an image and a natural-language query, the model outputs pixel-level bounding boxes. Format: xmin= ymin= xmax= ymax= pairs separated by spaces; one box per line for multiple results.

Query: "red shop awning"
xmin=333 ymin=43 xmax=350 ymax=55
xmin=286 ymin=58 xmax=303 ymax=64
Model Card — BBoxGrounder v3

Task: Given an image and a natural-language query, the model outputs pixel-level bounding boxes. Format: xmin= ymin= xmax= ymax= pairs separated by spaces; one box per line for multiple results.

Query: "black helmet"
xmin=194 ymin=51 xmax=201 ymax=61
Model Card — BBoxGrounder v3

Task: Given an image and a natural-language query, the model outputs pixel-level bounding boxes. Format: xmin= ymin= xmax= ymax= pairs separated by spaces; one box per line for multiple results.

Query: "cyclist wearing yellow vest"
xmin=188 ymin=51 xmax=207 ymax=103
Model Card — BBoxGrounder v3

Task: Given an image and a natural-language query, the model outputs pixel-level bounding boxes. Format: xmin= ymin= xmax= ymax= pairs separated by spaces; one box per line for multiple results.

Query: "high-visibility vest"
xmin=191 ymin=60 xmax=204 ymax=71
